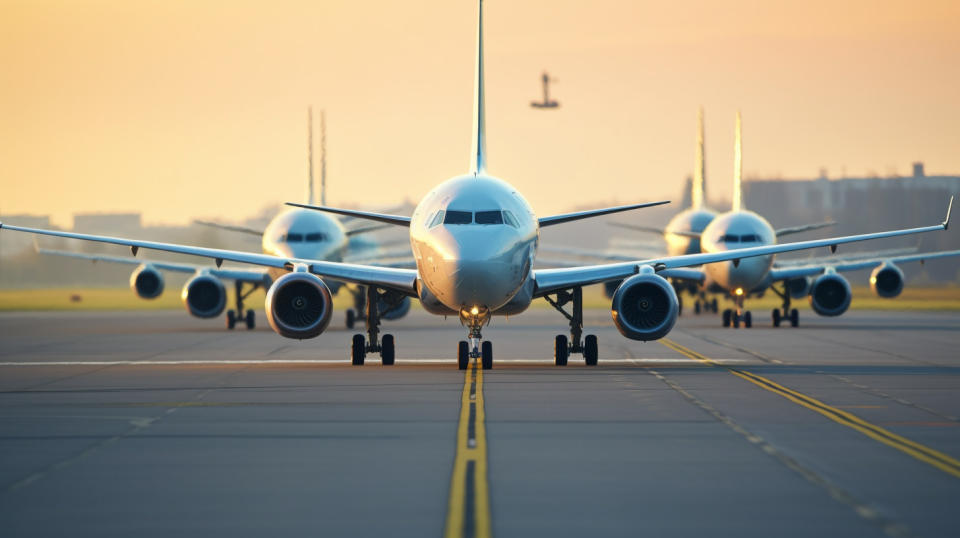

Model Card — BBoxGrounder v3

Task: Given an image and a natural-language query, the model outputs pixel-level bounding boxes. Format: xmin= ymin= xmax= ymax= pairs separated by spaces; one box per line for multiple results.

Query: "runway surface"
xmin=1 ymin=307 xmax=959 ymax=537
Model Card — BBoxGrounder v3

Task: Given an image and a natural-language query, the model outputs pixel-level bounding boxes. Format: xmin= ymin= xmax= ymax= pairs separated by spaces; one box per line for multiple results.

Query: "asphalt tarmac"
xmin=1 ymin=307 xmax=959 ymax=537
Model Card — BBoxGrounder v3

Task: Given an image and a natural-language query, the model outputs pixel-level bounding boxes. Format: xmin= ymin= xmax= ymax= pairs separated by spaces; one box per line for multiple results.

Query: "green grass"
xmin=1 ymin=285 xmax=959 ymax=312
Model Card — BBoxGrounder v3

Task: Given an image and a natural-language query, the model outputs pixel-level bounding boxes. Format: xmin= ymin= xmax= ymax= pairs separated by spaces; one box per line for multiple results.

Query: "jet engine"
xmin=130 ymin=264 xmax=164 ymax=299
xmin=808 ymin=272 xmax=851 ymax=317
xmin=603 ymin=279 xmax=622 ymax=299
xmin=785 ymin=277 xmax=810 ymax=299
xmin=181 ymin=274 xmax=227 ymax=319
xmin=611 ymin=271 xmax=679 ymax=341
xmin=265 ymin=272 xmax=333 ymax=339
xmin=870 ymin=263 xmax=904 ymax=298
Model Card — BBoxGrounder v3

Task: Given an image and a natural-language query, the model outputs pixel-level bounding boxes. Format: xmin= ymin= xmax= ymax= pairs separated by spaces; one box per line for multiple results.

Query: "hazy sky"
xmin=2 ymin=0 xmax=959 ymax=227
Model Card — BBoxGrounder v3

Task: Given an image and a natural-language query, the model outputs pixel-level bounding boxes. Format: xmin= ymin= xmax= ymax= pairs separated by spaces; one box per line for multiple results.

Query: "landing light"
xmin=735 ymin=288 xmax=744 ymax=296
xmin=470 ymin=306 xmax=479 ymax=316
xmin=870 ymin=276 xmax=877 ymax=284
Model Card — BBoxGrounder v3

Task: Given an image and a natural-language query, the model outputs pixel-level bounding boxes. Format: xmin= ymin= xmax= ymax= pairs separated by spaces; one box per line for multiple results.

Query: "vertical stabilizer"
xmin=469 ymin=0 xmax=487 ymax=174
xmin=732 ymin=110 xmax=743 ymax=212
xmin=307 ymin=107 xmax=315 ymax=205
xmin=692 ymin=107 xmax=706 ymax=209
xmin=320 ymin=110 xmax=327 ymax=206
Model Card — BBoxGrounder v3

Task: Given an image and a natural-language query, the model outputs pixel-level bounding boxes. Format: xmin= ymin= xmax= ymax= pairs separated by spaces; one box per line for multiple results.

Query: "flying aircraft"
xmin=530 ymin=71 xmax=559 ymax=109
xmin=2 ymin=0 xmax=954 ymax=369
xmin=35 ymin=107 xmax=411 ymax=330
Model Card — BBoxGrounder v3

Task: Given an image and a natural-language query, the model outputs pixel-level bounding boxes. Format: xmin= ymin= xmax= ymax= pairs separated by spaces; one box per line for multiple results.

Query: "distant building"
xmin=0 ymin=215 xmax=53 ymax=257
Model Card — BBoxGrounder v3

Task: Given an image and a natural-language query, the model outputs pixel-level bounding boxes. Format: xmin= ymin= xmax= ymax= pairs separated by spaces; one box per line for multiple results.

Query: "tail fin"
xmin=320 ymin=109 xmax=327 ymax=206
xmin=692 ymin=107 xmax=706 ymax=209
xmin=307 ymin=107 xmax=315 ymax=205
xmin=732 ymin=110 xmax=743 ymax=212
xmin=469 ymin=0 xmax=487 ymax=174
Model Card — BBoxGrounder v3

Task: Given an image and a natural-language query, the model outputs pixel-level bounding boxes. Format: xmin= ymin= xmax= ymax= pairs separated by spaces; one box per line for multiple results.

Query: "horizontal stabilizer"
xmin=539 ymin=201 xmax=670 ymax=228
xmin=285 ymin=203 xmax=411 ymax=227
xmin=775 ymin=221 xmax=836 ymax=237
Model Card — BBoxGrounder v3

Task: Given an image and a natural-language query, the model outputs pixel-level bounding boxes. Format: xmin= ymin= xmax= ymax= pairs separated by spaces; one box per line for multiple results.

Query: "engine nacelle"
xmin=130 ymin=264 xmax=164 ymax=299
xmin=380 ymin=294 xmax=412 ymax=321
xmin=603 ymin=279 xmax=622 ymax=299
xmin=808 ymin=272 xmax=851 ymax=317
xmin=611 ymin=271 xmax=679 ymax=341
xmin=181 ymin=274 xmax=227 ymax=319
xmin=265 ymin=272 xmax=333 ymax=339
xmin=786 ymin=277 xmax=810 ymax=299
xmin=870 ymin=263 xmax=904 ymax=298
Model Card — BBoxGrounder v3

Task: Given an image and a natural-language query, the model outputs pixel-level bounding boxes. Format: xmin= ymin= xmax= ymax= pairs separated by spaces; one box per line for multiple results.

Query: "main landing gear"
xmin=770 ymin=284 xmax=800 ymax=328
xmin=694 ymin=295 xmax=718 ymax=315
xmin=350 ymin=286 xmax=395 ymax=366
xmin=545 ymin=287 xmax=599 ymax=366
xmin=458 ymin=307 xmax=492 ymax=370
xmin=721 ymin=292 xmax=752 ymax=329
xmin=226 ymin=280 xmax=257 ymax=330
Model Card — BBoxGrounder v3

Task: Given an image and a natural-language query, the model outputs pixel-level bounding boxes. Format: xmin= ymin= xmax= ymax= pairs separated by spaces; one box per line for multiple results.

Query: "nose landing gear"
xmin=350 ymin=286 xmax=395 ymax=365
xmin=545 ymin=287 xmax=599 ymax=365
xmin=458 ymin=307 xmax=492 ymax=370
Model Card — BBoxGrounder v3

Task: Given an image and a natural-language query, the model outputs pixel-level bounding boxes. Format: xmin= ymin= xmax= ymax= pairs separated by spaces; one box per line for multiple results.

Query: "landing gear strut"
xmin=458 ymin=307 xmax=492 ymax=370
xmin=545 ymin=287 xmax=599 ymax=366
xmin=722 ymin=292 xmax=752 ymax=329
xmin=770 ymin=284 xmax=799 ymax=328
xmin=350 ymin=286 xmax=395 ymax=365
xmin=226 ymin=280 xmax=258 ymax=330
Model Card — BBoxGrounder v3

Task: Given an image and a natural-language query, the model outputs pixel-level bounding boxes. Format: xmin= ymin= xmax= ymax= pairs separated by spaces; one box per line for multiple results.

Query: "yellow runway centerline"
xmin=444 ymin=361 xmax=492 ymax=538
xmin=660 ymin=338 xmax=960 ymax=480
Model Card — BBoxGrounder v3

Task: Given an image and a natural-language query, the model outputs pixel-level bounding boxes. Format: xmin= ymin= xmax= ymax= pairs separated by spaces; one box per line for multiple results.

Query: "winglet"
xmin=944 ymin=195 xmax=954 ymax=230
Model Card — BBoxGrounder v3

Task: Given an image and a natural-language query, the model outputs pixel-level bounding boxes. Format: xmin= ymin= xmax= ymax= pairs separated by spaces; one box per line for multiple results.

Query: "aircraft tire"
xmin=772 ymin=308 xmax=781 ymax=327
xmin=481 ymin=341 xmax=493 ymax=370
xmin=722 ymin=309 xmax=732 ymax=327
xmin=351 ymin=334 xmax=366 ymax=365
xmin=732 ymin=312 xmax=741 ymax=329
xmin=790 ymin=308 xmax=799 ymax=327
xmin=245 ymin=309 xmax=255 ymax=330
xmin=381 ymin=334 xmax=395 ymax=365
xmin=744 ymin=311 xmax=752 ymax=328
xmin=554 ymin=335 xmax=568 ymax=366
xmin=458 ymin=341 xmax=469 ymax=370
xmin=226 ymin=309 xmax=237 ymax=330
xmin=584 ymin=335 xmax=598 ymax=366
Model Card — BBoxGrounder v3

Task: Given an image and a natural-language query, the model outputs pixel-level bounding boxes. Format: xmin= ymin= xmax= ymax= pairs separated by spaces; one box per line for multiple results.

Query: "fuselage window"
xmin=428 ymin=210 xmax=445 ymax=228
xmin=502 ymin=210 xmax=519 ymax=228
xmin=305 ymin=233 xmax=326 ymax=242
xmin=720 ymin=234 xmax=739 ymax=243
xmin=444 ymin=210 xmax=473 ymax=225
xmin=475 ymin=210 xmax=503 ymax=225
xmin=286 ymin=233 xmax=304 ymax=242
xmin=740 ymin=234 xmax=759 ymax=243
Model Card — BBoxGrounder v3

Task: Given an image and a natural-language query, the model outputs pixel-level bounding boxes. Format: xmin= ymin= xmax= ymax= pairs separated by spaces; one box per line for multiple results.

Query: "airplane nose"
xmin=435 ymin=231 xmax=525 ymax=309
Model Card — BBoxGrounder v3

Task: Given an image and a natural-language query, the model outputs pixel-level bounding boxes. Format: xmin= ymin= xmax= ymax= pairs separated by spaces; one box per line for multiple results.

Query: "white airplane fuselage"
xmin=664 ymin=208 xmax=717 ymax=256
xmin=261 ymin=208 xmax=350 ymax=281
xmin=410 ymin=174 xmax=538 ymax=314
xmin=700 ymin=210 xmax=777 ymax=293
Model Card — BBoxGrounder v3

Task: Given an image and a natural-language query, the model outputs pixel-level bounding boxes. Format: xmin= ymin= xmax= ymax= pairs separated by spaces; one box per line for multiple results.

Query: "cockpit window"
xmin=444 ymin=210 xmax=473 ymax=225
xmin=428 ymin=210 xmax=445 ymax=228
xmin=719 ymin=234 xmax=739 ymax=243
xmin=740 ymin=234 xmax=759 ymax=243
xmin=475 ymin=210 xmax=503 ymax=225
xmin=502 ymin=210 xmax=519 ymax=228
xmin=286 ymin=233 xmax=304 ymax=242
xmin=305 ymin=233 xmax=326 ymax=242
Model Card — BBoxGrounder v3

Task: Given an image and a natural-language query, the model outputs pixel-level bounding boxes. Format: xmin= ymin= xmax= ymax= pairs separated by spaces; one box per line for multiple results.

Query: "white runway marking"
xmin=0 ymin=358 xmax=749 ymax=367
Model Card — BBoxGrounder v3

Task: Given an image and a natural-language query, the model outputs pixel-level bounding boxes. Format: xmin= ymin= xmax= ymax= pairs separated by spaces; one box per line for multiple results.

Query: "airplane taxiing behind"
xmin=2 ymin=0 xmax=955 ymax=370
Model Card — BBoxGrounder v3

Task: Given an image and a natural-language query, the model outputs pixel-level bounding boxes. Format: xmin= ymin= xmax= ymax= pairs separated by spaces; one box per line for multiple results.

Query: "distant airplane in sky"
xmin=530 ymin=71 xmax=559 ymax=109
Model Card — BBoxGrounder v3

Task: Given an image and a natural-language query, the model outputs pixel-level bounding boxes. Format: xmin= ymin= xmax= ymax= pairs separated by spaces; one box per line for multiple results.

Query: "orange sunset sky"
xmin=1 ymin=0 xmax=959 ymax=227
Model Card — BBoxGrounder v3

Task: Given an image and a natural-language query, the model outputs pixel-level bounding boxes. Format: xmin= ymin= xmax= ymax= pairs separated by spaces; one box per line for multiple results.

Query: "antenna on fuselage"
xmin=320 ymin=109 xmax=327 ymax=206
xmin=307 ymin=106 xmax=315 ymax=205
xmin=732 ymin=110 xmax=743 ymax=212
xmin=470 ymin=0 xmax=487 ymax=175
xmin=692 ymin=107 xmax=706 ymax=209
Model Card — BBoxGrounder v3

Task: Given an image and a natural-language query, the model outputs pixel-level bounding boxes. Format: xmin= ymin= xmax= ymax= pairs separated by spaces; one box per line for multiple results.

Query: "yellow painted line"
xmin=660 ymin=338 xmax=960 ymax=479
xmin=444 ymin=361 xmax=492 ymax=538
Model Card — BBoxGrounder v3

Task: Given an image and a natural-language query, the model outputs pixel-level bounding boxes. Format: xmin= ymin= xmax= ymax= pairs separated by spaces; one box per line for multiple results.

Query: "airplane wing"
xmin=773 ymin=246 xmax=919 ymax=267
xmin=2 ymin=223 xmax=418 ymax=296
xmin=821 ymin=249 xmax=960 ymax=273
xmin=775 ymin=221 xmax=836 ymax=237
xmin=345 ymin=223 xmax=390 ymax=236
xmin=285 ymin=203 xmax=412 ymax=227
xmin=537 ymin=244 xmax=663 ymax=263
xmin=194 ymin=220 xmax=263 ymax=237
xmin=608 ymin=221 xmax=701 ymax=238
xmin=36 ymin=248 xmax=273 ymax=284
xmin=532 ymin=197 xmax=952 ymax=296
xmin=538 ymin=201 xmax=670 ymax=227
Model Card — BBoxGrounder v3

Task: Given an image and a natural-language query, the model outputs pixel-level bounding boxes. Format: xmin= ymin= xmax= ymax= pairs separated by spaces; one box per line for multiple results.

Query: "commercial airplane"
xmin=2 ymin=0 xmax=954 ymax=369
xmin=35 ymin=108 xmax=411 ymax=330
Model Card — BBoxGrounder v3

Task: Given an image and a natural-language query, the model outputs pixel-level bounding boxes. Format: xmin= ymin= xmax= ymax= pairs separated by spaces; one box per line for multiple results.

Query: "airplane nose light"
xmin=470 ymin=306 xmax=480 ymax=315
xmin=735 ymin=287 xmax=744 ymax=296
